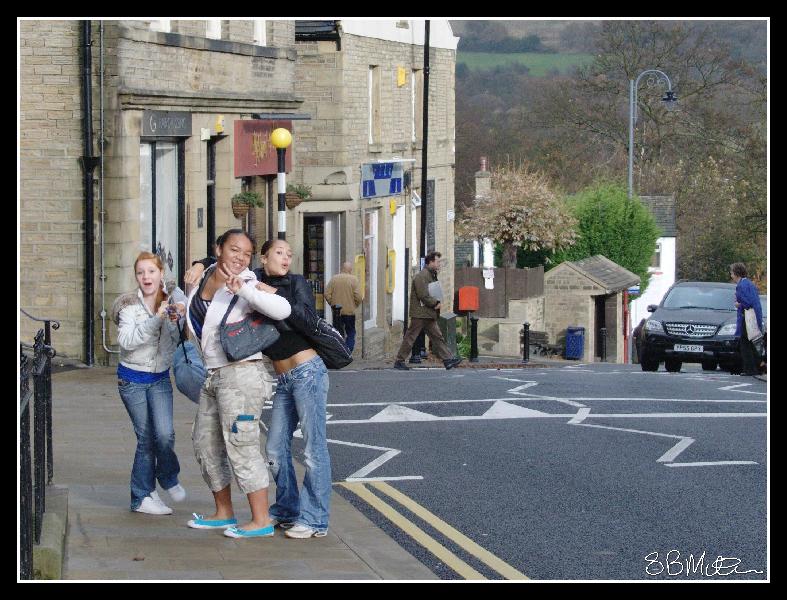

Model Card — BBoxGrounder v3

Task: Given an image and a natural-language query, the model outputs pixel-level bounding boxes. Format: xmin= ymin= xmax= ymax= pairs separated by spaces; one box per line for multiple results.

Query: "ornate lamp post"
xmin=628 ymin=69 xmax=678 ymax=198
xmin=270 ymin=127 xmax=292 ymax=239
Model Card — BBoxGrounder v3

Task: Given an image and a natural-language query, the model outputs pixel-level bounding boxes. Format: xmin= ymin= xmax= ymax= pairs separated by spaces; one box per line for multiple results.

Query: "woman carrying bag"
xmin=730 ymin=262 xmax=764 ymax=376
xmin=184 ymin=229 xmax=292 ymax=539
xmin=185 ymin=238 xmax=335 ymax=538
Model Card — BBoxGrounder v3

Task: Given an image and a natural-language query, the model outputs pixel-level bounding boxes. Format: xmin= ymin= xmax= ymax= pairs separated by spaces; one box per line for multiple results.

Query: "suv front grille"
xmin=665 ymin=322 xmax=718 ymax=338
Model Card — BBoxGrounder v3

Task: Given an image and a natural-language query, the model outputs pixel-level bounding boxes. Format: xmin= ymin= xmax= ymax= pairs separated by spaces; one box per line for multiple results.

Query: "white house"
xmin=629 ymin=195 xmax=677 ymax=353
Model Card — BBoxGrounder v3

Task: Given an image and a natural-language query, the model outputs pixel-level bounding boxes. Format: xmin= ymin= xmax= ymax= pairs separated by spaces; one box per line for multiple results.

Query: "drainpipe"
xmin=419 ymin=20 xmax=430 ymax=260
xmin=80 ymin=21 xmax=99 ymax=366
xmin=98 ymin=21 xmax=119 ymax=357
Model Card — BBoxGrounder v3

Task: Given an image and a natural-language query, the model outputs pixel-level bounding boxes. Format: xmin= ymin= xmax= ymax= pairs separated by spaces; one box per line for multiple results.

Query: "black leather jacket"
xmin=254 ymin=270 xmax=316 ymax=335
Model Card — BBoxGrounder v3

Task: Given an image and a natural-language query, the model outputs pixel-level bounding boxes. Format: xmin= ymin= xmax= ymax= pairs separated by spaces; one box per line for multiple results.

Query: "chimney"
xmin=475 ymin=156 xmax=491 ymax=202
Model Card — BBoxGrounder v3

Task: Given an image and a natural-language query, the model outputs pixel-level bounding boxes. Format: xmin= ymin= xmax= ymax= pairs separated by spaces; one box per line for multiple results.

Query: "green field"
xmin=457 ymin=52 xmax=594 ymax=76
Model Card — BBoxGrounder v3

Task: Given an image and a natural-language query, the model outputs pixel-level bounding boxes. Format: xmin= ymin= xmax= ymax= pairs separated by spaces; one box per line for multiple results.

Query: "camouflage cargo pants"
xmin=192 ymin=360 xmax=274 ymax=495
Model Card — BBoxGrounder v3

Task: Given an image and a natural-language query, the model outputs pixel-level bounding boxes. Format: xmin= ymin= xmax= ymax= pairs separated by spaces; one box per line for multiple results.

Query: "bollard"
xmin=522 ymin=322 xmax=530 ymax=364
xmin=470 ymin=315 xmax=479 ymax=363
xmin=600 ymin=327 xmax=607 ymax=362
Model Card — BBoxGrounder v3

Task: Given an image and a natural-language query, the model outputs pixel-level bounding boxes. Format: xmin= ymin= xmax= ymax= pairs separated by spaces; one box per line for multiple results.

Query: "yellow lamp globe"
xmin=270 ymin=128 xmax=292 ymax=149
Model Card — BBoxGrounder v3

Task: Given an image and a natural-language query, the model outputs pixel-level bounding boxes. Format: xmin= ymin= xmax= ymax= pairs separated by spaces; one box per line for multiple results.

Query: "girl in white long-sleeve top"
xmin=112 ymin=251 xmax=188 ymax=515
xmin=184 ymin=229 xmax=292 ymax=539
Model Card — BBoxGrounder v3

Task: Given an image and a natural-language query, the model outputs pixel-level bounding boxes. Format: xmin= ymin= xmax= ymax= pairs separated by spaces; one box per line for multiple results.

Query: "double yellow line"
xmin=338 ymin=481 xmax=528 ymax=580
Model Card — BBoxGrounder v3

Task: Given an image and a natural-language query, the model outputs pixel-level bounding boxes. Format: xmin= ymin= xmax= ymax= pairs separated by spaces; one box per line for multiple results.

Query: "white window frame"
xmin=253 ymin=19 xmax=267 ymax=46
xmin=150 ymin=19 xmax=171 ymax=33
xmin=364 ymin=209 xmax=378 ymax=329
xmin=206 ymin=19 xmax=222 ymax=40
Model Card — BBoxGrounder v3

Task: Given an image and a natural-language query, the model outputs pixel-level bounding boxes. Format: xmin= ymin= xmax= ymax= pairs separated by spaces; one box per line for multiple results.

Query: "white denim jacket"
xmin=186 ymin=267 xmax=291 ymax=370
xmin=113 ymin=288 xmax=181 ymax=373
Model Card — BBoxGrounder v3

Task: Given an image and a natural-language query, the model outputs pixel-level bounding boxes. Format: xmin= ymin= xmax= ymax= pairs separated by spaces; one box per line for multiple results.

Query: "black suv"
xmin=640 ymin=281 xmax=741 ymax=373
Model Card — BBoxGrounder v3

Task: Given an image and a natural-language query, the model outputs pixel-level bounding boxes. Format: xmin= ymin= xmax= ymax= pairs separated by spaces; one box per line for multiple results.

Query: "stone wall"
xmin=544 ymin=264 xmax=604 ymax=361
xmin=20 ymin=20 xmax=85 ymax=359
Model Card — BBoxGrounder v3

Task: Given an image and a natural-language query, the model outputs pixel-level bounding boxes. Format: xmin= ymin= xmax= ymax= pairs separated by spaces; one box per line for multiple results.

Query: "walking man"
xmin=325 ymin=262 xmax=363 ymax=353
xmin=394 ymin=251 xmax=462 ymax=371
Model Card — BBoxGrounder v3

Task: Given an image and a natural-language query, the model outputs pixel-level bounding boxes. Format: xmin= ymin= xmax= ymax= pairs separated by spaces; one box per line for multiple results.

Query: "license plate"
xmin=674 ymin=344 xmax=703 ymax=353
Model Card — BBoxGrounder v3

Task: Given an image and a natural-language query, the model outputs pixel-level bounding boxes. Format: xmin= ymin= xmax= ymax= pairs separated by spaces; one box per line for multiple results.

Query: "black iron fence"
xmin=19 ymin=311 xmax=58 ymax=580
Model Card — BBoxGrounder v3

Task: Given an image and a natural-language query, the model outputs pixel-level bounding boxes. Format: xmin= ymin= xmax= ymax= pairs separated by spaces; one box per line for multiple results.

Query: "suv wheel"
xmin=665 ymin=359 xmax=682 ymax=373
xmin=641 ymin=356 xmax=660 ymax=372
xmin=701 ymin=360 xmax=718 ymax=371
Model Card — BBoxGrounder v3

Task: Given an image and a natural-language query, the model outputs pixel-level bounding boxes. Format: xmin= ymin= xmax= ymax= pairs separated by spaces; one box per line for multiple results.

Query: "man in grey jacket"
xmin=393 ymin=251 xmax=462 ymax=370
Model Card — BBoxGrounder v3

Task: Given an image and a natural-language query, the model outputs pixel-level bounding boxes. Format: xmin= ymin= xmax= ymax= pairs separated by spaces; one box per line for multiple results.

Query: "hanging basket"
xmin=231 ymin=201 xmax=251 ymax=220
xmin=285 ymin=192 xmax=303 ymax=209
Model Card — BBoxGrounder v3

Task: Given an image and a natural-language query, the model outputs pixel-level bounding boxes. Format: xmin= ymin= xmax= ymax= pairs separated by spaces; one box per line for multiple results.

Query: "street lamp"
xmin=628 ymin=69 xmax=678 ymax=198
xmin=270 ymin=127 xmax=292 ymax=240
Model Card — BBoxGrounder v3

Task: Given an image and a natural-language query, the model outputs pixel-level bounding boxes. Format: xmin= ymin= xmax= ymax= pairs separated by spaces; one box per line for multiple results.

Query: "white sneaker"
xmin=134 ymin=495 xmax=173 ymax=515
xmin=284 ymin=524 xmax=327 ymax=539
xmin=150 ymin=491 xmax=173 ymax=513
xmin=166 ymin=484 xmax=187 ymax=503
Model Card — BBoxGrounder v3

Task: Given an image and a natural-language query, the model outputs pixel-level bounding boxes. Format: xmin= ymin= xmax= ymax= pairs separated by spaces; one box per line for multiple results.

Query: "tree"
xmin=553 ymin=182 xmax=661 ymax=292
xmin=456 ymin=163 xmax=577 ymax=267
xmin=489 ymin=20 xmax=767 ymax=281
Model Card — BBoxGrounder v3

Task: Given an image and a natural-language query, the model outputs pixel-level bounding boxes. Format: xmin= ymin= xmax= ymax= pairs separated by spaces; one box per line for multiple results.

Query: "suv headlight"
xmin=645 ymin=319 xmax=663 ymax=332
xmin=717 ymin=323 xmax=737 ymax=336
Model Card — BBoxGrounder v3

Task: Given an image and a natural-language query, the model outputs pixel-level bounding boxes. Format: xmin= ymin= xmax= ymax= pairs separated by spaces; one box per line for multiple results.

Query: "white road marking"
xmin=657 ymin=437 xmax=696 ymax=463
xmin=719 ymin=383 xmax=767 ymax=396
xmin=326 ymin=438 xmax=422 ymax=480
xmin=575 ymin=422 xmax=696 ymax=464
xmin=345 ymin=476 xmax=424 ymax=482
xmin=567 ymin=408 xmax=592 ymax=424
xmin=369 ymin=404 xmax=440 ymax=422
xmin=483 ymin=401 xmax=549 ymax=418
xmin=327 ymin=411 xmax=765 ymax=425
xmin=664 ymin=461 xmax=759 ymax=467
xmin=319 ymin=397 xmax=765 ymax=408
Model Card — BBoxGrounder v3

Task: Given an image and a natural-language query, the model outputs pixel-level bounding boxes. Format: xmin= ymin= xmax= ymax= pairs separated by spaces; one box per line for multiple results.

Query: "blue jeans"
xmin=341 ymin=315 xmax=356 ymax=353
xmin=266 ymin=356 xmax=331 ymax=532
xmin=118 ymin=377 xmax=180 ymax=510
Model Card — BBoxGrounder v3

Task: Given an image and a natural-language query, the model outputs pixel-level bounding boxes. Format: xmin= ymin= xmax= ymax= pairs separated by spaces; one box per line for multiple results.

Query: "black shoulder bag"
xmin=219 ymin=295 xmax=280 ymax=362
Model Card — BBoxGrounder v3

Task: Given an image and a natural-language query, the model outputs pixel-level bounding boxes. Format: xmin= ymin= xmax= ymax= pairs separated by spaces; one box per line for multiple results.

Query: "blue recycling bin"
xmin=565 ymin=326 xmax=585 ymax=360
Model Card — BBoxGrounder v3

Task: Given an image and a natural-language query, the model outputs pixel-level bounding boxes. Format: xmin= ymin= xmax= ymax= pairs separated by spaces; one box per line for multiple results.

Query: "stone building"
xmin=20 ymin=19 xmax=458 ymax=363
xmin=290 ymin=20 xmax=458 ymax=358
xmin=544 ymin=255 xmax=639 ymax=363
xmin=20 ymin=19 xmax=300 ymax=364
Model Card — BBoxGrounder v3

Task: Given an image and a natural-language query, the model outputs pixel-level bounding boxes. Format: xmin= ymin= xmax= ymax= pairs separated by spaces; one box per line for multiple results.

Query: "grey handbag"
xmin=219 ymin=295 xmax=280 ymax=362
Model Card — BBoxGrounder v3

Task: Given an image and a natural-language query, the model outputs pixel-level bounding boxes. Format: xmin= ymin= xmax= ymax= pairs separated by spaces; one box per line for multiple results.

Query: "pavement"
xmin=50 ymin=353 xmax=555 ymax=581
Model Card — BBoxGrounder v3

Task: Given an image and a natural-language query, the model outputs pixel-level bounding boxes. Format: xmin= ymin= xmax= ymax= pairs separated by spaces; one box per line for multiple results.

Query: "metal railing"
xmin=19 ymin=311 xmax=58 ymax=580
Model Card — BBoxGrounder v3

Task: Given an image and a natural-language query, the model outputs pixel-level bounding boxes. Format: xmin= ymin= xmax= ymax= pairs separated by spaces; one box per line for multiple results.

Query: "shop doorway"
xmin=303 ymin=214 xmax=342 ymax=322
xmin=140 ymin=140 xmax=185 ymax=285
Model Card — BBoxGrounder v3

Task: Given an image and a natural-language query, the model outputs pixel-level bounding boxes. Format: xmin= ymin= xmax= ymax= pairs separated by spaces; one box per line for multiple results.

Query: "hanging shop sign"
xmin=234 ymin=120 xmax=293 ymax=177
